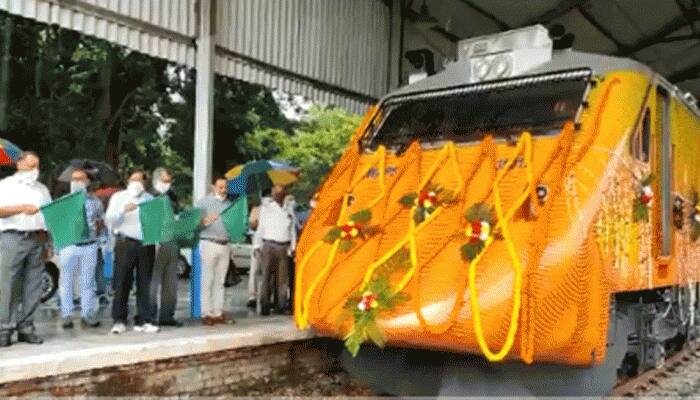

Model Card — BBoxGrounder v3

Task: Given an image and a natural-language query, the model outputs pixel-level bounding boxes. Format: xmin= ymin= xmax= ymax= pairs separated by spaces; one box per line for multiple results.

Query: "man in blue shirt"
xmin=59 ymin=168 xmax=104 ymax=328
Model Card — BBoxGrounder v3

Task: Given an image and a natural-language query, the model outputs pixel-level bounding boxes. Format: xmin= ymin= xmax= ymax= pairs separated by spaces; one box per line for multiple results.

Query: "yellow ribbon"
xmin=296 ymin=146 xmax=387 ymax=329
xmin=468 ymin=132 xmax=533 ymax=362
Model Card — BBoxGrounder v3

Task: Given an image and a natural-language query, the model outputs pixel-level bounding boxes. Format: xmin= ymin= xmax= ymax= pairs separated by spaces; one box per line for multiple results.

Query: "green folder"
xmin=220 ymin=195 xmax=248 ymax=243
xmin=40 ymin=191 xmax=89 ymax=250
xmin=139 ymin=196 xmax=176 ymax=245
xmin=174 ymin=208 xmax=202 ymax=248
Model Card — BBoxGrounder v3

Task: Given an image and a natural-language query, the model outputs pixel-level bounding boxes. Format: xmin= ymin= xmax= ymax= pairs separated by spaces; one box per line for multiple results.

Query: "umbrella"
xmin=0 ymin=138 xmax=22 ymax=165
xmin=56 ymin=159 xmax=121 ymax=187
xmin=225 ymin=160 xmax=299 ymax=195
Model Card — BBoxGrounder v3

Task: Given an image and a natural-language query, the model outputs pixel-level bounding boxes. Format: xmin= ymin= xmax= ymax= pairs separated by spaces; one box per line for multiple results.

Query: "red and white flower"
xmin=641 ymin=185 xmax=654 ymax=206
xmin=340 ymin=221 xmax=360 ymax=239
xmin=417 ymin=190 xmax=438 ymax=209
xmin=465 ymin=220 xmax=491 ymax=244
xmin=357 ymin=291 xmax=379 ymax=312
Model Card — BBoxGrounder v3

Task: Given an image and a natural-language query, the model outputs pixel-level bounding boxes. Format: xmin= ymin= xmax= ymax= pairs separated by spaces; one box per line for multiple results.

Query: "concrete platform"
xmin=0 ymin=279 xmax=313 ymax=384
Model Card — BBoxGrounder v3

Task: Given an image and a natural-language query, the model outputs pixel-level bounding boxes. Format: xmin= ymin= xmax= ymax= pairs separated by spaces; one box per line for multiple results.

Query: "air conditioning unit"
xmin=458 ymin=25 xmax=553 ymax=83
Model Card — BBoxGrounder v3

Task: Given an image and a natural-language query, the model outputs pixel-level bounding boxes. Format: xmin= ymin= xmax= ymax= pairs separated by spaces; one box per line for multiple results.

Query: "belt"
xmin=201 ymin=237 xmax=229 ymax=245
xmin=263 ymin=239 xmax=291 ymax=246
xmin=116 ymin=234 xmax=141 ymax=243
xmin=1 ymin=229 xmax=46 ymax=237
xmin=75 ymin=240 xmax=97 ymax=247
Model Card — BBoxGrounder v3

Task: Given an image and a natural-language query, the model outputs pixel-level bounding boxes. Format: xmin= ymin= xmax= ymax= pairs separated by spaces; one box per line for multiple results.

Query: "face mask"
xmin=215 ymin=193 xmax=227 ymax=201
xmin=309 ymin=200 xmax=317 ymax=209
xmin=127 ymin=181 xmax=145 ymax=196
xmin=17 ymin=169 xmax=39 ymax=183
xmin=70 ymin=181 xmax=87 ymax=193
xmin=155 ymin=181 xmax=171 ymax=194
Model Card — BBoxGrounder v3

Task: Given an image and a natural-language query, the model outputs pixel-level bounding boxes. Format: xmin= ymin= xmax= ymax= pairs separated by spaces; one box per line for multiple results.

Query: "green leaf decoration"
xmin=400 ymin=194 xmax=417 ymax=207
xmin=632 ymin=198 xmax=649 ymax=222
xmin=362 ymin=225 xmax=382 ymax=237
xmin=350 ymin=209 xmax=372 ymax=224
xmin=439 ymin=189 xmax=457 ymax=204
xmin=339 ymin=239 xmax=356 ymax=252
xmin=465 ymin=202 xmax=493 ymax=223
xmin=364 ymin=322 xmax=386 ymax=348
xmin=461 ymin=242 xmax=485 ymax=262
xmin=323 ymin=227 xmax=342 ymax=243
xmin=344 ymin=329 xmax=363 ymax=357
xmin=413 ymin=208 xmax=425 ymax=224
xmin=343 ymin=247 xmax=411 ymax=357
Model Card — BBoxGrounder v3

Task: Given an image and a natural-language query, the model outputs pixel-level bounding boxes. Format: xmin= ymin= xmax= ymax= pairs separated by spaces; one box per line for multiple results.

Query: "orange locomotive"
xmin=294 ymin=25 xmax=700 ymax=396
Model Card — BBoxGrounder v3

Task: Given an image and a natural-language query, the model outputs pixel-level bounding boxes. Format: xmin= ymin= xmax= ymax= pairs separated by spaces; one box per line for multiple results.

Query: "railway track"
xmin=611 ymin=344 xmax=700 ymax=397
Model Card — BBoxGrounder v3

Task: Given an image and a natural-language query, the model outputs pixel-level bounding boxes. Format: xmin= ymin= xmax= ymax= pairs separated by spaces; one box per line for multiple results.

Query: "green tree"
xmin=244 ymin=106 xmax=362 ymax=202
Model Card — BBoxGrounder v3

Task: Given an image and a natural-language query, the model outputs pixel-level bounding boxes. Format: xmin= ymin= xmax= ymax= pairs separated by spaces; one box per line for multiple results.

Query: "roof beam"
xmin=523 ymin=0 xmax=589 ymax=26
xmin=675 ymin=0 xmax=699 ymax=37
xmin=669 ymin=62 xmax=700 ymax=82
xmin=575 ymin=4 xmax=626 ymax=51
xmin=616 ymin=17 xmax=689 ymax=56
xmin=457 ymin=0 xmax=511 ymax=31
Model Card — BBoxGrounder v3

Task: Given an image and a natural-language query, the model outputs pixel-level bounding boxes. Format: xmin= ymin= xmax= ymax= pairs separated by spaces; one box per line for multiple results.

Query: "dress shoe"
xmin=260 ymin=306 xmax=271 ymax=316
xmin=62 ymin=317 xmax=74 ymax=329
xmin=246 ymin=299 xmax=256 ymax=309
xmin=0 ymin=334 xmax=10 ymax=347
xmin=81 ymin=317 xmax=100 ymax=328
xmin=17 ymin=332 xmax=43 ymax=345
xmin=202 ymin=316 xmax=215 ymax=326
xmin=159 ymin=319 xmax=184 ymax=327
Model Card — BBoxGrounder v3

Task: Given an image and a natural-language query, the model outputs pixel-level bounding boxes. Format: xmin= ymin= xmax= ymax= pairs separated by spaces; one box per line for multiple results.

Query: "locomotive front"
xmin=294 ymin=25 xmax=653 ymax=371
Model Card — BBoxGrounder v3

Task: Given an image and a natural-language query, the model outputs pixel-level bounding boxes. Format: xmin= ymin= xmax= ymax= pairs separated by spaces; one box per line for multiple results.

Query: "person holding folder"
xmin=196 ymin=176 xmax=233 ymax=325
xmin=105 ymin=169 xmax=156 ymax=334
xmin=58 ymin=168 xmax=104 ymax=329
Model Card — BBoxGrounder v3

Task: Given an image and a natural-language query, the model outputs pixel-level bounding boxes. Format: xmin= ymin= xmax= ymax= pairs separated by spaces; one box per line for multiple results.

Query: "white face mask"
xmin=70 ymin=180 xmax=87 ymax=193
xmin=309 ymin=200 xmax=317 ymax=209
xmin=155 ymin=181 xmax=171 ymax=194
xmin=215 ymin=193 xmax=227 ymax=201
xmin=127 ymin=181 xmax=145 ymax=196
xmin=17 ymin=169 xmax=39 ymax=183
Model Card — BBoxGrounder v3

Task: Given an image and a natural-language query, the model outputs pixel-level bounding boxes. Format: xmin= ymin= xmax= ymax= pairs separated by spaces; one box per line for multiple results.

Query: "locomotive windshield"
xmin=363 ymin=70 xmax=591 ymax=151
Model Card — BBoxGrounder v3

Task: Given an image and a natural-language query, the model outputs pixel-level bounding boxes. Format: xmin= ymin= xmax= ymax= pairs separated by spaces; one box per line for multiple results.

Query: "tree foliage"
xmin=0 ymin=12 xmax=360 ymax=205
xmin=243 ymin=106 xmax=362 ymax=202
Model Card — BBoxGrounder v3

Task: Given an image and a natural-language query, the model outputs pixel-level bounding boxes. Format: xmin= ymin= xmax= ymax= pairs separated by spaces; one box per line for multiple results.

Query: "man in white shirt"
xmin=0 ymin=151 xmax=51 ymax=347
xmin=255 ymin=185 xmax=297 ymax=315
xmin=105 ymin=169 xmax=157 ymax=334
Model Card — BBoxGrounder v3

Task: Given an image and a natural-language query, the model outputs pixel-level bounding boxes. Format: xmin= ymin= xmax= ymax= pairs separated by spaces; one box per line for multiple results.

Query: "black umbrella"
xmin=56 ymin=159 xmax=121 ymax=187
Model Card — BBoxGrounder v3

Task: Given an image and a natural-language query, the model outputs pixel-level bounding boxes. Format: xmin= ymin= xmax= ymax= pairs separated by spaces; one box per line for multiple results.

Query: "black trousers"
xmin=111 ymin=237 xmax=155 ymax=325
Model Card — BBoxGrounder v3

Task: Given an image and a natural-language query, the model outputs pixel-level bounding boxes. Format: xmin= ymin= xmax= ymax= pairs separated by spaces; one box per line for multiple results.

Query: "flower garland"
xmin=340 ymin=249 xmax=411 ymax=357
xmin=399 ymin=184 xmax=456 ymax=224
xmin=323 ymin=209 xmax=380 ymax=252
xmin=461 ymin=203 xmax=499 ymax=261
xmin=632 ymin=174 xmax=654 ymax=223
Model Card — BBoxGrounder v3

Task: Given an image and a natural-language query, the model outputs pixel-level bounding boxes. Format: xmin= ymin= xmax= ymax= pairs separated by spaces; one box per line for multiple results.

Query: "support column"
xmin=192 ymin=0 xmax=215 ymax=319
xmin=193 ymin=0 xmax=216 ymax=202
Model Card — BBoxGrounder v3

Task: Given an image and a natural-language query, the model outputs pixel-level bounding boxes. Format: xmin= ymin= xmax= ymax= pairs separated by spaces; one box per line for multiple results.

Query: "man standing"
xmin=255 ymin=185 xmax=296 ymax=315
xmin=148 ymin=167 xmax=182 ymax=327
xmin=105 ymin=170 xmax=157 ymax=334
xmin=59 ymin=168 xmax=104 ymax=329
xmin=0 ymin=151 xmax=51 ymax=346
xmin=196 ymin=177 xmax=233 ymax=325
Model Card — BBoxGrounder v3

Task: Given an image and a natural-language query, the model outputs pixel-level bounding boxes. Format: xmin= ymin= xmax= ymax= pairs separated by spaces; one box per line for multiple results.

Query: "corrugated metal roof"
xmin=0 ymin=0 xmax=388 ymax=114
xmin=214 ymin=0 xmax=389 ymax=114
xmin=0 ymin=0 xmax=196 ymax=65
